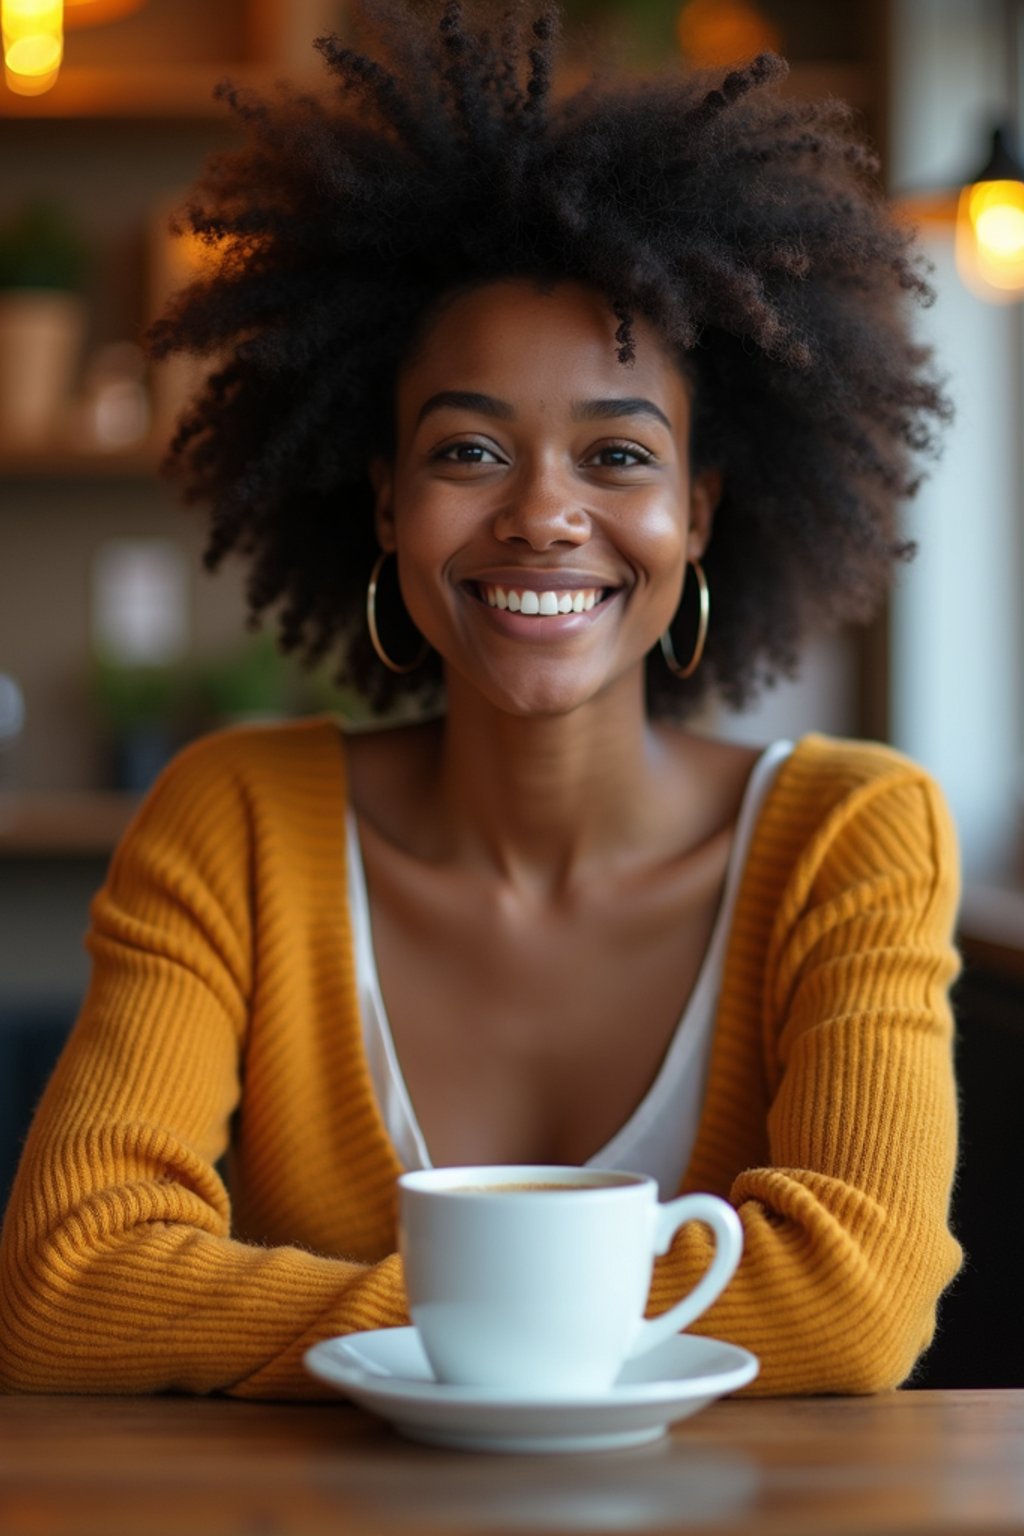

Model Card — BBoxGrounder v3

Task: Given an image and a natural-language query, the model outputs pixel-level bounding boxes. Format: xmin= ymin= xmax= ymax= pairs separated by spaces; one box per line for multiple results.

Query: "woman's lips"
xmin=478 ymin=582 xmax=604 ymax=615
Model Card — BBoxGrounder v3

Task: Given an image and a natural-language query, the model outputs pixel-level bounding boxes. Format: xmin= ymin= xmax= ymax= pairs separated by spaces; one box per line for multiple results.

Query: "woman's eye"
xmin=585 ymin=443 xmax=655 ymax=469
xmin=434 ymin=441 xmax=502 ymax=464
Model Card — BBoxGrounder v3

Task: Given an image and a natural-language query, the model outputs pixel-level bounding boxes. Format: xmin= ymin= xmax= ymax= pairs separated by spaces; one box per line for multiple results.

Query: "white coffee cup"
xmin=398 ymin=1166 xmax=743 ymax=1395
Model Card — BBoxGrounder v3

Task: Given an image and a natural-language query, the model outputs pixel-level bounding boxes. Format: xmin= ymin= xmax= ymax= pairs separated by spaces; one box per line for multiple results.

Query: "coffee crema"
xmin=447 ymin=1180 xmax=621 ymax=1195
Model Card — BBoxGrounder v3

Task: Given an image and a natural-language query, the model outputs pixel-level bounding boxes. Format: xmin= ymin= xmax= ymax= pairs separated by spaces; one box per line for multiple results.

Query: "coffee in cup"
xmin=398 ymin=1165 xmax=743 ymax=1394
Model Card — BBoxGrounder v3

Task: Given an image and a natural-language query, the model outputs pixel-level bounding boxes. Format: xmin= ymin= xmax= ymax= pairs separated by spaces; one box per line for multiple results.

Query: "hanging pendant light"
xmin=955 ymin=124 xmax=1024 ymax=302
xmin=891 ymin=1 xmax=1024 ymax=305
xmin=2 ymin=0 xmax=63 ymax=95
xmin=2 ymin=0 xmax=145 ymax=96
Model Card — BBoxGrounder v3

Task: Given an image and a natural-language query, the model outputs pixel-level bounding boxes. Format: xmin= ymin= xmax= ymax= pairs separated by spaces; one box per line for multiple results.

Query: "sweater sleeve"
xmin=0 ymin=737 xmax=407 ymax=1399
xmin=647 ymin=764 xmax=962 ymax=1395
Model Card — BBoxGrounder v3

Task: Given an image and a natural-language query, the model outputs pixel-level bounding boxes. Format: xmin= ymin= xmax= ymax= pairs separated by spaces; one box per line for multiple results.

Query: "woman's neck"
xmin=432 ymin=669 xmax=677 ymax=896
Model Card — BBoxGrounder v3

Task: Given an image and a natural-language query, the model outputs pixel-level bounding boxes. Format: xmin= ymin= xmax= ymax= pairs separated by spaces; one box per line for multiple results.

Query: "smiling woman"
xmin=0 ymin=0 xmax=962 ymax=1404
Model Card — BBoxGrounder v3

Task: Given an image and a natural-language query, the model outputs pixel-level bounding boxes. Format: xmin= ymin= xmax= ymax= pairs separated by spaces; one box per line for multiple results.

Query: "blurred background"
xmin=1 ymin=0 xmax=1021 ymax=1386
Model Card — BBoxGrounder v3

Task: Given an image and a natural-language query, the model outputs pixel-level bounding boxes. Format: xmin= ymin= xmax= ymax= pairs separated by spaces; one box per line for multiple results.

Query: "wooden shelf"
xmin=0 ymin=444 xmax=163 ymax=480
xmin=0 ymin=792 xmax=139 ymax=856
xmin=0 ymin=0 xmax=344 ymax=118
xmin=0 ymin=63 xmax=296 ymax=121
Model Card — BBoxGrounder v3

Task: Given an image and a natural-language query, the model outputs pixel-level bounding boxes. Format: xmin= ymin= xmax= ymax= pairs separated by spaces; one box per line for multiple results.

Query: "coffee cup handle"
xmin=627 ymin=1193 xmax=744 ymax=1361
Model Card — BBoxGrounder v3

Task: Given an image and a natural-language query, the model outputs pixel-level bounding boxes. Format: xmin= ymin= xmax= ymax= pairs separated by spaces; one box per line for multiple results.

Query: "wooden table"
xmin=0 ymin=1390 xmax=1021 ymax=1535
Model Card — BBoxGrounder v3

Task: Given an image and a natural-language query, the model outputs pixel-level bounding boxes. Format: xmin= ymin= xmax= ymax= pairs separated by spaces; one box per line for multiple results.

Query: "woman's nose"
xmin=491 ymin=466 xmax=591 ymax=550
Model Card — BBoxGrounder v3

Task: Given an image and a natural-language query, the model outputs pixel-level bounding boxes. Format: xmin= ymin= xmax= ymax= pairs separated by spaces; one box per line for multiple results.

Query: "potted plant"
xmin=91 ymin=653 xmax=187 ymax=793
xmin=0 ymin=200 xmax=89 ymax=448
xmin=191 ymin=633 xmax=298 ymax=729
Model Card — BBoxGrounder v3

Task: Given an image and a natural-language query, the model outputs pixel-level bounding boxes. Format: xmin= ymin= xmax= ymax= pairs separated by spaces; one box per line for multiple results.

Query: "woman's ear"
xmin=369 ymin=458 xmax=396 ymax=551
xmin=688 ymin=467 xmax=722 ymax=561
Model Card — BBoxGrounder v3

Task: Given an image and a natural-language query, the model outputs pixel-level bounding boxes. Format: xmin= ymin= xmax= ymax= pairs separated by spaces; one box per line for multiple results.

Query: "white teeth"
xmin=481 ymin=584 xmax=603 ymax=615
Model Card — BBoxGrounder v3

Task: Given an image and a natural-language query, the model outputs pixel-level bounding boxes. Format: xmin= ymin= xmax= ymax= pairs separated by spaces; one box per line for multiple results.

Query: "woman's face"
xmin=372 ymin=279 xmax=719 ymax=718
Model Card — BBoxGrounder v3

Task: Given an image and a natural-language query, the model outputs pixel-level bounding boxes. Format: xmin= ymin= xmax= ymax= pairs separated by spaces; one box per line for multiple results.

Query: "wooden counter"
xmin=0 ymin=1389 xmax=1021 ymax=1535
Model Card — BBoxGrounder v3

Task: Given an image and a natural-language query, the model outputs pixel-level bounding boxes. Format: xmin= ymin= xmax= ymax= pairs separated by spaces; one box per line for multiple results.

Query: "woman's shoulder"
xmin=776 ymin=733 xmax=952 ymax=821
xmin=655 ymin=729 xmax=922 ymax=853
xmin=141 ymin=715 xmax=345 ymax=800
xmin=114 ymin=716 xmax=348 ymax=861
xmin=758 ymin=733 xmax=958 ymax=897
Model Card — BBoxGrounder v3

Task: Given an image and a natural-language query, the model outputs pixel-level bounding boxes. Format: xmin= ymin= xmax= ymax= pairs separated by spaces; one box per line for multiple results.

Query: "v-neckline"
xmin=342 ymin=737 xmax=793 ymax=1187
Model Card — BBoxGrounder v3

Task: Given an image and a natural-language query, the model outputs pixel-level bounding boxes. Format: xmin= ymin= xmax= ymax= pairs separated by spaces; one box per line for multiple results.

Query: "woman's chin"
xmin=444 ymin=659 xmax=639 ymax=722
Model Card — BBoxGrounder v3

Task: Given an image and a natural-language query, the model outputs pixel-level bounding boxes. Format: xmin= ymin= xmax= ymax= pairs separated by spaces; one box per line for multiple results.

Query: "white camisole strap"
xmin=345 ymin=738 xmax=793 ymax=1197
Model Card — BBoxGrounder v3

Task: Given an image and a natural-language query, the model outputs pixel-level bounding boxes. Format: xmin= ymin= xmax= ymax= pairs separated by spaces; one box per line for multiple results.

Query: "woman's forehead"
xmin=397 ymin=278 xmax=691 ymax=411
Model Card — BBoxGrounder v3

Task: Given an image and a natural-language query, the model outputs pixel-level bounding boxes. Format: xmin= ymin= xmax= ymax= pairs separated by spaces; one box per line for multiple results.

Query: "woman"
xmin=0 ymin=1 xmax=960 ymax=1399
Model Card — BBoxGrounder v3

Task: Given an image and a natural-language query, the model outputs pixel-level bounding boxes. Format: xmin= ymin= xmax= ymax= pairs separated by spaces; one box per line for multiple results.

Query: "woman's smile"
xmin=477 ymin=583 xmax=605 ymax=616
xmin=463 ymin=577 xmax=619 ymax=644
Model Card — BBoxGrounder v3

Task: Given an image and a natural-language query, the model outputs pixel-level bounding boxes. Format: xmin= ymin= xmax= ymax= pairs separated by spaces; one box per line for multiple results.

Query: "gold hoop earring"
xmin=660 ymin=558 xmax=710 ymax=680
xmin=366 ymin=550 xmax=429 ymax=675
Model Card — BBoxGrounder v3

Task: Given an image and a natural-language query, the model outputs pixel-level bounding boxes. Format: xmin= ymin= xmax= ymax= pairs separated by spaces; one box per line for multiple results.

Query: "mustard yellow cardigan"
xmin=0 ymin=721 xmax=961 ymax=1399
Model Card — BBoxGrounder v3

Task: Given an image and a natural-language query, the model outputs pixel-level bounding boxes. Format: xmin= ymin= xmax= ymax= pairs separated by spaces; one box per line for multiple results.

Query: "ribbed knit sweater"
xmin=0 ymin=720 xmax=961 ymax=1399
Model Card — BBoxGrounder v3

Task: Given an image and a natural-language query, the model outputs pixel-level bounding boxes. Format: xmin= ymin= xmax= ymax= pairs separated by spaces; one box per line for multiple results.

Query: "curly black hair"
xmin=148 ymin=0 xmax=950 ymax=719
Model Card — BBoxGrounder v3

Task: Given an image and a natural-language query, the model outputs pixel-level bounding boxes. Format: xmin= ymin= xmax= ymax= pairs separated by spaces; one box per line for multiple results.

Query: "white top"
xmin=346 ymin=739 xmax=793 ymax=1198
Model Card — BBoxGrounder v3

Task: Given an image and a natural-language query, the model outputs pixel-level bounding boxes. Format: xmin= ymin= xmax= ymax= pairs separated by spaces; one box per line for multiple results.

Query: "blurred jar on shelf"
xmin=68 ymin=341 xmax=151 ymax=452
xmin=0 ymin=202 xmax=89 ymax=450
xmin=89 ymin=538 xmax=189 ymax=792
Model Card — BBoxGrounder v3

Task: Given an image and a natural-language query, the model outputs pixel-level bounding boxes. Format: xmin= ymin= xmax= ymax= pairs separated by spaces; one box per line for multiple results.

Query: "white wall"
xmin=888 ymin=0 xmax=1024 ymax=880
xmin=888 ymin=0 xmax=1008 ymax=196
xmin=709 ymin=628 xmax=859 ymax=748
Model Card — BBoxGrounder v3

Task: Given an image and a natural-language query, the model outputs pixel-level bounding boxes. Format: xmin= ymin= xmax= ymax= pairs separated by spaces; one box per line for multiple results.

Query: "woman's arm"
xmin=1 ymin=733 xmax=961 ymax=1399
xmin=649 ymin=765 xmax=961 ymax=1394
xmin=0 ymin=735 xmax=407 ymax=1399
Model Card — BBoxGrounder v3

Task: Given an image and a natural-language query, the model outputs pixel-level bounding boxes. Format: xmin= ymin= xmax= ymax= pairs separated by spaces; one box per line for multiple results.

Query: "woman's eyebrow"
xmin=414 ymin=391 xmax=672 ymax=432
xmin=572 ymin=398 xmax=672 ymax=431
xmin=416 ymin=390 xmax=515 ymax=425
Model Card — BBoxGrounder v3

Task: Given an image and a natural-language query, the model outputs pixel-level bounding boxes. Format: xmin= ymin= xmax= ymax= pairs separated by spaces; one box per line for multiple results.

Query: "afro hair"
xmin=149 ymin=0 xmax=950 ymax=718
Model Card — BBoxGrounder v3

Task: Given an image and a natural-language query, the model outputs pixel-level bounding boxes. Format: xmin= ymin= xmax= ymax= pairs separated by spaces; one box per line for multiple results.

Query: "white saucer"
xmin=304 ymin=1327 xmax=759 ymax=1453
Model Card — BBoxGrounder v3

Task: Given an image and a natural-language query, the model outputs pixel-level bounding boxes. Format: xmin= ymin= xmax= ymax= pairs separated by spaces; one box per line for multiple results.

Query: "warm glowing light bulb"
xmin=2 ymin=0 xmax=61 ymax=42
xmin=4 ymin=33 xmax=62 ymax=93
xmin=976 ymin=202 xmax=1024 ymax=260
xmin=2 ymin=0 xmax=63 ymax=94
xmin=957 ymin=178 xmax=1024 ymax=300
xmin=971 ymin=181 xmax=1024 ymax=257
